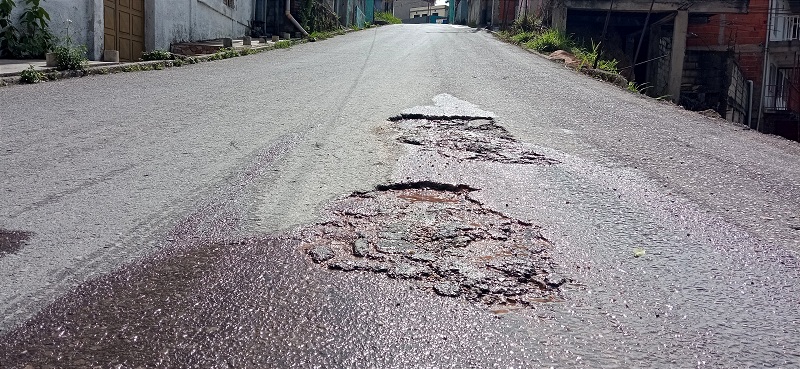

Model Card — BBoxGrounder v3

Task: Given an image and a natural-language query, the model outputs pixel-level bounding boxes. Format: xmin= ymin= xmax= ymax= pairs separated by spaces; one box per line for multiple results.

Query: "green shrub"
xmin=274 ymin=40 xmax=292 ymax=49
xmin=140 ymin=49 xmax=173 ymax=61
xmin=13 ymin=0 xmax=54 ymax=58
xmin=19 ymin=65 xmax=43 ymax=83
xmin=524 ymin=29 xmax=573 ymax=53
xmin=53 ymin=44 xmax=87 ymax=71
xmin=510 ymin=31 xmax=537 ymax=45
xmin=570 ymin=40 xmax=619 ymax=73
xmin=375 ymin=11 xmax=401 ymax=24
xmin=309 ymin=30 xmax=337 ymax=41
xmin=511 ymin=15 xmax=539 ymax=33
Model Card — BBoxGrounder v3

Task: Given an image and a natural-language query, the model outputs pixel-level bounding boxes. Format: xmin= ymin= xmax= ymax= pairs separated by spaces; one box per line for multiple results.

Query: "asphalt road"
xmin=1 ymin=24 xmax=799 ymax=367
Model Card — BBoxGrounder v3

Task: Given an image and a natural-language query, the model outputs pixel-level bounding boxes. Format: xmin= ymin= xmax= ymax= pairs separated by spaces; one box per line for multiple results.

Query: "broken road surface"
xmin=2 ymin=25 xmax=800 ymax=367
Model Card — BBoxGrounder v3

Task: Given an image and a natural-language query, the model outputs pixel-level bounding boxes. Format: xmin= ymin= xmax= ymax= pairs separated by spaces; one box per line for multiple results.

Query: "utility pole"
xmin=427 ymin=0 xmax=431 ymax=23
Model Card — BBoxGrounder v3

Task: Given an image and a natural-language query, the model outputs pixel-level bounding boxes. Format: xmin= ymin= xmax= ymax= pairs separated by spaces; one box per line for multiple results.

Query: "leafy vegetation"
xmin=19 ymin=64 xmax=43 ymax=83
xmin=0 ymin=0 xmax=18 ymax=57
xmin=626 ymin=81 xmax=650 ymax=94
xmin=500 ymin=25 xmax=620 ymax=74
xmin=375 ymin=11 xmax=402 ymax=24
xmin=0 ymin=0 xmax=54 ymax=58
xmin=274 ymin=40 xmax=292 ymax=49
xmin=140 ymin=49 xmax=173 ymax=61
xmin=510 ymin=15 xmax=540 ymax=34
xmin=53 ymin=43 xmax=87 ymax=71
xmin=14 ymin=0 xmax=52 ymax=57
xmin=299 ymin=0 xmax=341 ymax=33
xmin=524 ymin=29 xmax=573 ymax=54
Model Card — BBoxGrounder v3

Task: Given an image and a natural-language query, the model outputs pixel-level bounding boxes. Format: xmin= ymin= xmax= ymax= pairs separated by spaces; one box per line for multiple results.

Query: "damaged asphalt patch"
xmin=388 ymin=93 xmax=556 ymax=165
xmin=301 ymin=182 xmax=567 ymax=307
xmin=391 ymin=117 xmax=557 ymax=164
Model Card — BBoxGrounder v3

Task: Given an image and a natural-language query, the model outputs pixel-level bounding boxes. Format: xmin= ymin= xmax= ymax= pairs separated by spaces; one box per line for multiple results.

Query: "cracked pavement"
xmin=1 ymin=24 xmax=799 ymax=367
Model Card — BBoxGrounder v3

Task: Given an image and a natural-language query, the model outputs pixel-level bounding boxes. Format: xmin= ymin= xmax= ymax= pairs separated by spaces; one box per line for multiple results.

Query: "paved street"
xmin=1 ymin=24 xmax=799 ymax=367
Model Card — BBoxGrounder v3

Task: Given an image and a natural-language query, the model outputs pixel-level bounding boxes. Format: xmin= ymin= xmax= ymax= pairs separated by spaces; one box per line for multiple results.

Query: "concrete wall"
xmin=8 ymin=0 xmax=103 ymax=60
xmin=9 ymin=0 xmax=253 ymax=60
xmin=394 ymin=0 xmax=430 ymax=20
xmin=148 ymin=0 xmax=253 ymax=51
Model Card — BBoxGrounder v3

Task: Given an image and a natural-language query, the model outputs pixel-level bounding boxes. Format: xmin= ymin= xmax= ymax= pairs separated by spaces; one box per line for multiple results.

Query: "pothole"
xmin=301 ymin=182 xmax=567 ymax=307
xmin=0 ymin=229 xmax=32 ymax=256
xmin=390 ymin=117 xmax=557 ymax=164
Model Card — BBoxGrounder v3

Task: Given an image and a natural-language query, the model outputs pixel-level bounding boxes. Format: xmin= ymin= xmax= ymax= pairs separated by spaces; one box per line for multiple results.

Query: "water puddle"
xmin=0 ymin=229 xmax=32 ymax=256
xmin=301 ymin=182 xmax=568 ymax=307
xmin=390 ymin=118 xmax=558 ymax=164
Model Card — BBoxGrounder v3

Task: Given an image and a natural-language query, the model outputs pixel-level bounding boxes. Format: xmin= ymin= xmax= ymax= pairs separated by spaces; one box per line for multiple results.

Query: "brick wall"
xmin=685 ymin=0 xmax=770 ymax=125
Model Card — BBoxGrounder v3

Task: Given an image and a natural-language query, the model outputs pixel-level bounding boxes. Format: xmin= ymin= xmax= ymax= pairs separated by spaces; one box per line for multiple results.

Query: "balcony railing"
xmin=772 ymin=14 xmax=800 ymax=42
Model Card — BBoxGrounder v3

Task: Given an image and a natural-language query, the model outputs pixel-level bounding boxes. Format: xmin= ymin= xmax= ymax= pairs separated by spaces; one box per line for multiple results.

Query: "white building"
xmin=409 ymin=4 xmax=447 ymax=19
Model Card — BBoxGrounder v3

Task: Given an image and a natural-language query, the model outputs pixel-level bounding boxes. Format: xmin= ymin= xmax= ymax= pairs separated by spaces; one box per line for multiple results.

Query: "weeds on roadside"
xmin=19 ymin=65 xmax=43 ymax=83
xmin=571 ymin=40 xmax=618 ymax=73
xmin=140 ymin=49 xmax=173 ymax=61
xmin=502 ymin=27 xmax=620 ymax=74
xmin=53 ymin=43 xmax=88 ymax=71
xmin=524 ymin=29 xmax=573 ymax=53
xmin=627 ymin=81 xmax=650 ymax=94
xmin=274 ymin=40 xmax=292 ymax=49
xmin=375 ymin=11 xmax=401 ymax=24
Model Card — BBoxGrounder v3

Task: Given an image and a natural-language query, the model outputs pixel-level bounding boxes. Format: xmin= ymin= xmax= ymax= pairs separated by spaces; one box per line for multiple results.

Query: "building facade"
xmin=8 ymin=0 xmax=253 ymax=61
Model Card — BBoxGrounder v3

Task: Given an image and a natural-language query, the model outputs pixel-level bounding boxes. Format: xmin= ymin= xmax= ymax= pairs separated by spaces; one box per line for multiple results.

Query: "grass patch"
xmin=524 ymin=29 xmax=574 ymax=53
xmin=501 ymin=27 xmax=620 ymax=74
xmin=375 ymin=11 xmax=402 ymax=24
xmin=274 ymin=40 xmax=292 ymax=49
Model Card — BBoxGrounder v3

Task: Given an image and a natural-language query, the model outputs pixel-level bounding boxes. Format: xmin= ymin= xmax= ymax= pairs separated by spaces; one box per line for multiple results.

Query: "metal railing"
xmin=772 ymin=14 xmax=800 ymax=42
xmin=764 ymin=84 xmax=788 ymax=112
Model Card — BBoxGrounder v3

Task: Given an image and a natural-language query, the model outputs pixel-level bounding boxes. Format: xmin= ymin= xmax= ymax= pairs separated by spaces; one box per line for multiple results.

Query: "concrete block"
xmin=243 ymin=36 xmax=252 ymax=46
xmin=45 ymin=52 xmax=57 ymax=67
xmin=281 ymin=32 xmax=291 ymax=40
xmin=103 ymin=50 xmax=120 ymax=63
xmin=272 ymin=35 xmax=280 ymax=42
xmin=222 ymin=38 xmax=233 ymax=48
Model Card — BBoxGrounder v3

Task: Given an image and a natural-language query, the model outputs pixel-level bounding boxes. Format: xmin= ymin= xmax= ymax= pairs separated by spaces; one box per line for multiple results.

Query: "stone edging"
xmin=0 ymin=26 xmax=373 ymax=88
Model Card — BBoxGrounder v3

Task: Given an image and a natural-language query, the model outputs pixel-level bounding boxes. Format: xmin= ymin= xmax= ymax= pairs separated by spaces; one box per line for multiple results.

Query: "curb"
xmin=0 ymin=33 xmax=339 ymax=87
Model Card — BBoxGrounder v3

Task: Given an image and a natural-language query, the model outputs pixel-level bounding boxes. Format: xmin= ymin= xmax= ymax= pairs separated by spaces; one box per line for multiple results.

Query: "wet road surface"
xmin=2 ymin=25 xmax=800 ymax=367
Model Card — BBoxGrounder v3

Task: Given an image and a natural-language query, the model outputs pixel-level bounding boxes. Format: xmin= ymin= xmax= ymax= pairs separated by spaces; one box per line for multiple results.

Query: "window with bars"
xmin=224 ymin=0 xmax=234 ymax=8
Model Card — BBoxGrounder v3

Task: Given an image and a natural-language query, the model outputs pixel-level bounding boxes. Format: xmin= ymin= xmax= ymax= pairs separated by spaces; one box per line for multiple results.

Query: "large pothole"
xmin=301 ymin=182 xmax=566 ymax=307
xmin=390 ymin=117 xmax=557 ymax=164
